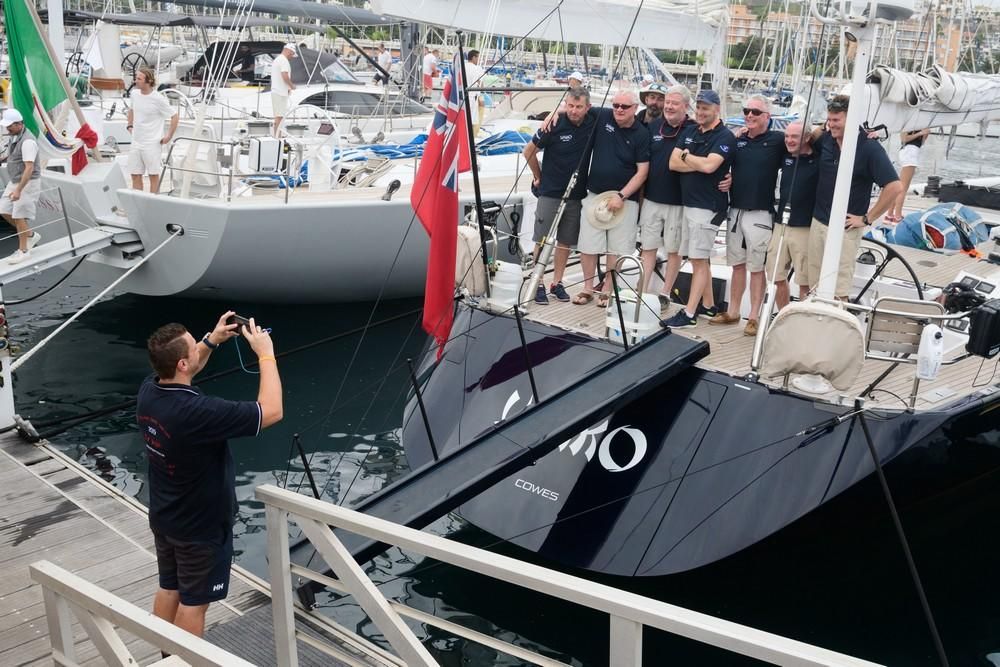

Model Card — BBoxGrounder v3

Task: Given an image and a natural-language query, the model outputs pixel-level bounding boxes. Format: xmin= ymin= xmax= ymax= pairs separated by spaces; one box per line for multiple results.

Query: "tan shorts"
xmin=806 ymin=218 xmax=863 ymax=298
xmin=638 ymin=200 xmax=685 ymax=253
xmin=726 ymin=208 xmax=773 ymax=272
xmin=0 ymin=180 xmax=41 ymax=220
xmin=684 ymin=206 xmax=720 ymax=261
xmin=272 ymin=93 xmax=289 ymax=117
xmin=578 ymin=192 xmax=639 ymax=255
xmin=765 ymin=224 xmax=811 ymax=286
xmin=127 ymin=145 xmax=163 ymax=176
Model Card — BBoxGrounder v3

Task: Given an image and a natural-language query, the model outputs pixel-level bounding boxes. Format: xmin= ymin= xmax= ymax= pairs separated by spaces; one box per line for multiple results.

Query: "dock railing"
xmin=28 ymin=560 xmax=253 ymax=666
xmin=258 ymin=483 xmax=885 ymax=667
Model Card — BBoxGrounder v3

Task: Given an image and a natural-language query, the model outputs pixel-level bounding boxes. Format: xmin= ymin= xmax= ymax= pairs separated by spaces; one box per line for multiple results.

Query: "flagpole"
xmin=23 ymin=0 xmax=103 ymax=161
xmin=456 ymin=32 xmax=492 ymax=299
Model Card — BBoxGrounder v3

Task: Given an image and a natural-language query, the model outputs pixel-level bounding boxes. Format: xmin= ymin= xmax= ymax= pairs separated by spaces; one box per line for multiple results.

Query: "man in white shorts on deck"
xmin=0 ymin=109 xmax=42 ymax=264
xmin=270 ymin=44 xmax=297 ymax=136
xmin=127 ymin=67 xmax=178 ymax=193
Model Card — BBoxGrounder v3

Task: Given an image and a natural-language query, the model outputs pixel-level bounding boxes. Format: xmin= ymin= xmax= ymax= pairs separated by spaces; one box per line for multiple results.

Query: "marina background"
xmin=7 ymin=134 xmax=1000 ymax=665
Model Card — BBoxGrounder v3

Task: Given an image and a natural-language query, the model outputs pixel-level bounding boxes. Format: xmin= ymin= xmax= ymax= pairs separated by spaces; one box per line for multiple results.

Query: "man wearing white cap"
xmin=270 ymin=44 xmax=297 ymax=136
xmin=0 ymin=109 xmax=42 ymax=264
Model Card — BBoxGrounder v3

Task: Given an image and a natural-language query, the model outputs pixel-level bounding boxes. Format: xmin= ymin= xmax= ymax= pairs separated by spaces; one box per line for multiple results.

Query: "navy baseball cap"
xmin=696 ymin=89 xmax=721 ymax=106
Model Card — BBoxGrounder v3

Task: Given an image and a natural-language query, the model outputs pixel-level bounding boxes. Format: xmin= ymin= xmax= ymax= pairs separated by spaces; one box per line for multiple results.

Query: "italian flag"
xmin=4 ymin=0 xmax=88 ymax=166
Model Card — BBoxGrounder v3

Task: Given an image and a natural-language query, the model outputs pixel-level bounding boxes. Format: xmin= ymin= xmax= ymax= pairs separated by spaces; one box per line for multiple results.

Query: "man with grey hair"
xmin=639 ymin=84 xmax=697 ymax=297
xmin=709 ymin=93 xmax=784 ymax=336
xmin=575 ymin=88 xmax=650 ymax=306
xmin=523 ymin=87 xmax=595 ymax=304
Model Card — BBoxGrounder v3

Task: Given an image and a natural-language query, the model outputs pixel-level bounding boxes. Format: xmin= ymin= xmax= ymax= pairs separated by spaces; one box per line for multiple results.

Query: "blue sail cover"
xmin=867 ymin=202 xmax=988 ymax=253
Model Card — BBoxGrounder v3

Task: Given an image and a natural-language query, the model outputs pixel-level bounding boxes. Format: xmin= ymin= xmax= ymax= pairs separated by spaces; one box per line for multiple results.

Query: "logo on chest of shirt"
xmin=604 ymin=123 xmax=615 ymax=133
xmin=652 ymin=134 xmax=663 ymax=142
xmin=683 ymin=136 xmax=693 ymax=145
xmin=558 ymin=134 xmax=574 ymax=142
xmin=737 ymin=140 xmax=748 ymax=148
xmin=720 ymin=144 xmax=730 ymax=153
xmin=784 ymin=157 xmax=794 ymax=166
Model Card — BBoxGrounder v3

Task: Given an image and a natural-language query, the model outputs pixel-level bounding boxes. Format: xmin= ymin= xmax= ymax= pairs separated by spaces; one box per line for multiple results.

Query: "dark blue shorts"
xmin=153 ymin=528 xmax=233 ymax=606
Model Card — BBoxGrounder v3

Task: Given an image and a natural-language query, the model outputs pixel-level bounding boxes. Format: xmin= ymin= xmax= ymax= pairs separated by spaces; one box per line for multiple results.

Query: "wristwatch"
xmin=862 ymin=214 xmax=870 ymax=226
xmin=681 ymin=149 xmax=689 ymax=162
xmin=616 ymin=191 xmax=626 ymax=200
xmin=201 ymin=334 xmax=219 ymax=349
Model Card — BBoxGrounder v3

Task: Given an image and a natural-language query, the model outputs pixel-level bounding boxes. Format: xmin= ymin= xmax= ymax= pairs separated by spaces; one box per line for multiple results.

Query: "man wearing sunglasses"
xmin=661 ymin=89 xmax=734 ymax=329
xmin=523 ymin=87 xmax=596 ymax=304
xmin=638 ymin=85 xmax=697 ymax=299
xmin=576 ymin=89 xmax=650 ymax=306
xmin=808 ymin=95 xmax=901 ymax=299
xmin=709 ymin=94 xmax=785 ymax=337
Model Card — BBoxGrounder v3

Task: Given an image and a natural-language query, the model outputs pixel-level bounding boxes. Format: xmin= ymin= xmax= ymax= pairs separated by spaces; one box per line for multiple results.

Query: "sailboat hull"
xmin=402 ymin=305 xmax=1000 ymax=576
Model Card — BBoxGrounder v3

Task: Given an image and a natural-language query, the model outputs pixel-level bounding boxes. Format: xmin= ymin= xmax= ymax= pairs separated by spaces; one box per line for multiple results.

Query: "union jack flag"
xmin=411 ymin=53 xmax=472 ymax=357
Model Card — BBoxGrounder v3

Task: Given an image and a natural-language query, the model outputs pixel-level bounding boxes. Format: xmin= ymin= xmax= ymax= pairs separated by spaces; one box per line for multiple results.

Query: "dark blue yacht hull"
xmin=401 ymin=304 xmax=1000 ymax=577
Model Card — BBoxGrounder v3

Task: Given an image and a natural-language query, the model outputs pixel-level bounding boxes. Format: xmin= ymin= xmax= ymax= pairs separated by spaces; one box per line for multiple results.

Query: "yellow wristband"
xmin=257 ymin=355 xmax=277 ymax=363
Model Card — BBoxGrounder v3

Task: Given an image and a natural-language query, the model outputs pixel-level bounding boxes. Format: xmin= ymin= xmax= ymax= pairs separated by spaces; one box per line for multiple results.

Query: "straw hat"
xmin=584 ymin=191 xmax=628 ymax=230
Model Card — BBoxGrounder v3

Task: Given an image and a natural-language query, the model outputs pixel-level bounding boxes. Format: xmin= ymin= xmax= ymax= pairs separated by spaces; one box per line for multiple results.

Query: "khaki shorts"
xmin=638 ymin=200 xmax=685 ymax=253
xmin=0 ymin=180 xmax=41 ymax=220
xmin=807 ymin=218 xmax=863 ymax=298
xmin=272 ymin=93 xmax=289 ymax=117
xmin=684 ymin=206 xmax=720 ymax=261
xmin=127 ymin=145 xmax=163 ymax=176
xmin=726 ymin=208 xmax=773 ymax=272
xmin=765 ymin=224 xmax=811 ymax=286
xmin=578 ymin=192 xmax=639 ymax=255
xmin=533 ymin=196 xmax=582 ymax=247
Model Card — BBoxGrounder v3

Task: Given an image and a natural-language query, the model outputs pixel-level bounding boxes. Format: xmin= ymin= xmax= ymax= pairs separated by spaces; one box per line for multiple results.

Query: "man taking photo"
xmin=137 ymin=311 xmax=282 ymax=639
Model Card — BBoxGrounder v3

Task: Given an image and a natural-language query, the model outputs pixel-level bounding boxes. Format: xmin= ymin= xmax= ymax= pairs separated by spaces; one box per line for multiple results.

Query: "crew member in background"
xmin=376 ymin=43 xmax=393 ymax=85
xmin=464 ymin=50 xmax=487 ymax=134
xmin=766 ymin=120 xmax=821 ymax=309
xmin=710 ymin=94 xmax=784 ymax=337
xmin=575 ymin=89 xmax=649 ymax=307
xmin=270 ymin=43 xmax=297 ymax=137
xmin=0 ymin=108 xmax=41 ymax=264
xmin=638 ymin=85 xmax=694 ymax=295
xmin=422 ymin=48 xmax=440 ymax=100
xmin=523 ymin=87 xmax=595 ymax=305
xmin=808 ymin=95 xmax=901 ymax=300
xmin=661 ymin=89 xmax=734 ymax=329
xmin=138 ymin=312 xmax=282 ymax=641
xmin=127 ymin=67 xmax=178 ymax=194
xmin=567 ymin=71 xmax=586 ymax=88
xmin=889 ymin=127 xmax=930 ymax=222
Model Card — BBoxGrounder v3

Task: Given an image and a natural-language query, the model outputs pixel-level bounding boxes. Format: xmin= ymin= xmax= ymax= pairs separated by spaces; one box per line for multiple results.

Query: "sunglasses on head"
xmin=742 ymin=107 xmax=766 ymax=117
xmin=828 ymin=101 xmax=848 ymax=112
xmin=612 ymin=103 xmax=635 ymax=110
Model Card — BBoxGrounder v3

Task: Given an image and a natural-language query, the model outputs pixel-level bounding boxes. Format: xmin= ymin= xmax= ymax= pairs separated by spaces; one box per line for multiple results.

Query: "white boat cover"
xmin=760 ymin=300 xmax=865 ymax=391
xmin=863 ymin=65 xmax=1000 ymax=133
xmin=372 ymin=0 xmax=724 ymax=51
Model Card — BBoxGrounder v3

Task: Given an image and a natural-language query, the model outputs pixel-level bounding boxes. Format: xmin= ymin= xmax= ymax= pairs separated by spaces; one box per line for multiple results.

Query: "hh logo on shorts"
xmin=604 ymin=123 xmax=616 ymax=133
xmin=212 ymin=582 xmax=225 ymax=592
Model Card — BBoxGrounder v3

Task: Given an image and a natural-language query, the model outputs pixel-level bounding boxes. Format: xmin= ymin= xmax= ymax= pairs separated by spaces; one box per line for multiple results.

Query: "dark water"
xmin=8 ymin=137 xmax=1000 ymax=665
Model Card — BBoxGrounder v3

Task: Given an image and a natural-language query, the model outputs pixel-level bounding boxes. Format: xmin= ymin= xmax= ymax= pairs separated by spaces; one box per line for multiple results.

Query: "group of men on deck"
xmin=523 ymin=85 xmax=901 ymax=334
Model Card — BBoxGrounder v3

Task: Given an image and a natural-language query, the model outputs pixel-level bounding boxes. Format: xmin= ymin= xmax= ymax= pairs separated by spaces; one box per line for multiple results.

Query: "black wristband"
xmin=201 ymin=334 xmax=219 ymax=350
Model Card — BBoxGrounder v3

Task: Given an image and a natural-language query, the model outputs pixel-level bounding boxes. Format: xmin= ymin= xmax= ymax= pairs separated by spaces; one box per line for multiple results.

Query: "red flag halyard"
xmin=411 ymin=53 xmax=472 ymax=357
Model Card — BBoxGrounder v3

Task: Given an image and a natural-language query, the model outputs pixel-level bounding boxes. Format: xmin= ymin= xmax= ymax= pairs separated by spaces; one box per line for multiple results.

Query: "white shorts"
xmin=272 ymin=93 xmax=289 ymax=117
xmin=128 ymin=145 xmax=163 ymax=176
xmin=898 ymin=143 xmax=921 ymax=168
xmin=726 ymin=208 xmax=773 ymax=272
xmin=578 ymin=192 xmax=639 ymax=255
xmin=684 ymin=206 xmax=720 ymax=261
xmin=0 ymin=180 xmax=41 ymax=220
xmin=639 ymin=200 xmax=685 ymax=254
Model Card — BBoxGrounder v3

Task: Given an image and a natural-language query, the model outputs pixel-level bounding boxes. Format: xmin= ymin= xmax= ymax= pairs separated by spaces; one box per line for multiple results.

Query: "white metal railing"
xmin=258 ymin=484 xmax=885 ymax=667
xmin=29 ymin=560 xmax=253 ymax=667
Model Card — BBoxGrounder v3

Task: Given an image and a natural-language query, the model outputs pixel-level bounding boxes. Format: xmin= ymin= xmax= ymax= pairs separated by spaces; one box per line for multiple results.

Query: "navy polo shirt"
xmin=676 ymin=120 xmax=736 ymax=214
xmin=644 ymin=116 xmax=693 ymax=205
xmin=812 ymin=131 xmax=898 ymax=225
xmin=729 ymin=129 xmax=785 ymax=211
xmin=587 ymin=108 xmax=651 ymax=201
xmin=776 ymin=150 xmax=821 ymax=227
xmin=137 ymin=375 xmax=261 ymax=541
xmin=531 ymin=112 xmax=595 ymax=200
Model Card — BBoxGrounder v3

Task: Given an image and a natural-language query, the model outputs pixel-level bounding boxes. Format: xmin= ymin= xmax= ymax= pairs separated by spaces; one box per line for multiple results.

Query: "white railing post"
xmin=296 ymin=517 xmax=437 ymax=666
xmin=41 ymin=587 xmax=76 ymax=665
xmin=0 ymin=286 xmax=14 ymax=431
xmin=266 ymin=505 xmax=299 ymax=667
xmin=609 ymin=616 xmax=642 ymax=667
xmin=68 ymin=601 xmax=134 ymax=666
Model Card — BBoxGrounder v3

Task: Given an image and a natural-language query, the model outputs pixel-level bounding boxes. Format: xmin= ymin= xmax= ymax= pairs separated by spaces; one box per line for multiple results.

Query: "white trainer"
xmin=25 ymin=232 xmax=40 ymax=250
xmin=6 ymin=249 xmax=29 ymax=265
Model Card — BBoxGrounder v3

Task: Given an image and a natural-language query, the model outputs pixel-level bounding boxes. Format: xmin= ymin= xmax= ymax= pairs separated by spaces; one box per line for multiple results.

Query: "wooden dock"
xmin=0 ymin=430 xmax=365 ymax=666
